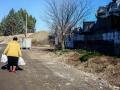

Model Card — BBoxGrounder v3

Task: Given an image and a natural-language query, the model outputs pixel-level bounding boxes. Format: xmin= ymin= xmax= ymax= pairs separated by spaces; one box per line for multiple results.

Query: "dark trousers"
xmin=7 ymin=56 xmax=18 ymax=68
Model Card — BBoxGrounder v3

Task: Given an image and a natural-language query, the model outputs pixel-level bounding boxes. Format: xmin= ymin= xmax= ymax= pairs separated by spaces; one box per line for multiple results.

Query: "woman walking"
xmin=3 ymin=37 xmax=22 ymax=72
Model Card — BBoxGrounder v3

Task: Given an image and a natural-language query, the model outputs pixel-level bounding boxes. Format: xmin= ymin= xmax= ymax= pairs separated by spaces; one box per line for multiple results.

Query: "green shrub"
xmin=80 ymin=51 xmax=102 ymax=62
xmin=80 ymin=54 xmax=90 ymax=62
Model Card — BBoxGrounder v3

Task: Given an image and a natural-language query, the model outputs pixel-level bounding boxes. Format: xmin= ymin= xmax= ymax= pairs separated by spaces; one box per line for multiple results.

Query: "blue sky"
xmin=0 ymin=0 xmax=111 ymax=31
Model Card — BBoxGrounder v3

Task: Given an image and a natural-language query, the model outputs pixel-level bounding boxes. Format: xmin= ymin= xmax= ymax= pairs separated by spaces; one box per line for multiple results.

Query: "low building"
xmin=65 ymin=0 xmax=120 ymax=56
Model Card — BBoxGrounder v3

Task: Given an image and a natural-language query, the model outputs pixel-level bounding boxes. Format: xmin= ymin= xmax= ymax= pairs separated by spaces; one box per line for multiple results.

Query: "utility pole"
xmin=21 ymin=14 xmax=31 ymax=49
xmin=25 ymin=14 xmax=27 ymax=37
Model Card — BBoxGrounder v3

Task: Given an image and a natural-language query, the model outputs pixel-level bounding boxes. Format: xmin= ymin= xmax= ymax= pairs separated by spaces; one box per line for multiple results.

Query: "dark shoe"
xmin=12 ymin=70 xmax=16 ymax=73
xmin=1 ymin=64 xmax=8 ymax=70
xmin=17 ymin=66 xmax=23 ymax=71
xmin=9 ymin=70 xmax=12 ymax=72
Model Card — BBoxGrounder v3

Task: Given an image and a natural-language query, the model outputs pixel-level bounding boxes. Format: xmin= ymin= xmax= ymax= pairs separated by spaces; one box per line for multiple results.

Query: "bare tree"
xmin=45 ymin=0 xmax=91 ymax=49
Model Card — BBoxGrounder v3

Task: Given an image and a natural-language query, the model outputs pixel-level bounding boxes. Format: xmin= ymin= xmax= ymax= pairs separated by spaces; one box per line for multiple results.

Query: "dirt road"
xmin=0 ymin=45 xmax=115 ymax=90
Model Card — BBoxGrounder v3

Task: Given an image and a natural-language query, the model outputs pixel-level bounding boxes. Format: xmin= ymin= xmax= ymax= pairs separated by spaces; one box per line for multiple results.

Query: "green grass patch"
xmin=54 ymin=48 xmax=103 ymax=62
xmin=79 ymin=51 xmax=102 ymax=62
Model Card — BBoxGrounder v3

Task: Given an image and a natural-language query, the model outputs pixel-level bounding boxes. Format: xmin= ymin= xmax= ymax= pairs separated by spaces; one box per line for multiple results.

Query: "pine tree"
xmin=0 ymin=8 xmax=36 ymax=36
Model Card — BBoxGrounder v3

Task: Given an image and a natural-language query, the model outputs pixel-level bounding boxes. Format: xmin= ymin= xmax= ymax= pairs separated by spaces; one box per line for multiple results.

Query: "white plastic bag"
xmin=18 ymin=57 xmax=26 ymax=65
xmin=1 ymin=54 xmax=8 ymax=63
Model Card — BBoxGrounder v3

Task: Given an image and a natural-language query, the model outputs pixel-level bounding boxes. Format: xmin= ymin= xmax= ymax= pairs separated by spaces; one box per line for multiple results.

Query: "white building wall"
xmin=102 ymin=31 xmax=120 ymax=43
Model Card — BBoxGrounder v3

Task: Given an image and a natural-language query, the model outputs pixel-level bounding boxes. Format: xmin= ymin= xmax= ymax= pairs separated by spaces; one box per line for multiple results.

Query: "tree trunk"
xmin=61 ymin=38 xmax=65 ymax=50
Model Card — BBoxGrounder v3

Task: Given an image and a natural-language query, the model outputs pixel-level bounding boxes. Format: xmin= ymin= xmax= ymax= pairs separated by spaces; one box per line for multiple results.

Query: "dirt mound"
xmin=57 ymin=51 xmax=120 ymax=88
xmin=63 ymin=52 xmax=81 ymax=66
xmin=29 ymin=31 xmax=49 ymax=46
xmin=78 ymin=56 xmax=120 ymax=87
xmin=87 ymin=56 xmax=120 ymax=87
xmin=1 ymin=31 xmax=49 ymax=46
xmin=0 ymin=33 xmax=33 ymax=44
xmin=0 ymin=36 xmax=4 ymax=42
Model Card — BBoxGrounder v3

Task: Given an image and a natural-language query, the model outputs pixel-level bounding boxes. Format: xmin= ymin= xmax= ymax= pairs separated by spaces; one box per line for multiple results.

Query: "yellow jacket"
xmin=3 ymin=41 xmax=22 ymax=57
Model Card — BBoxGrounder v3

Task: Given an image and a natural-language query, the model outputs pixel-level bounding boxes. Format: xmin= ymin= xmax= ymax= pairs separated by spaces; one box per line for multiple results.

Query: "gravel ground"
xmin=0 ymin=45 xmax=117 ymax=90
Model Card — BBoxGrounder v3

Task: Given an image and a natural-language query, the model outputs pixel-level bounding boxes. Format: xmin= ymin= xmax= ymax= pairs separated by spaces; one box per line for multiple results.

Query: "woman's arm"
xmin=3 ymin=44 xmax=9 ymax=54
xmin=18 ymin=44 xmax=22 ymax=57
